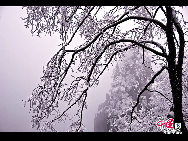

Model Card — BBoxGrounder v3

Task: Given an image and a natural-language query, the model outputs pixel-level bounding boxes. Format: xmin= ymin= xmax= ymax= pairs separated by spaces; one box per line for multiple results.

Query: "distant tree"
xmin=96 ymin=49 xmax=155 ymax=132
xmin=96 ymin=48 xmax=188 ymax=132
xmin=23 ymin=6 xmax=188 ymax=132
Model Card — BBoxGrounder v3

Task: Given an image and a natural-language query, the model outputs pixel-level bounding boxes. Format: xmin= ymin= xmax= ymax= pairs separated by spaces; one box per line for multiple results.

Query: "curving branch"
xmin=153 ymin=6 xmax=161 ymax=18
xmin=94 ymin=45 xmax=137 ymax=85
xmin=73 ymin=38 xmax=168 ymax=130
xmin=143 ymin=6 xmax=161 ymax=35
xmin=111 ymin=6 xmax=140 ymax=35
xmin=50 ymin=39 xmax=146 ymax=131
xmin=51 ymin=39 xmax=167 ymax=109
xmin=50 ymin=14 xmax=168 ymax=97
xmin=104 ymin=15 xmax=167 ymax=33
xmin=26 ymin=6 xmax=182 ymax=132
xmin=88 ymin=38 xmax=167 ymax=85
xmin=121 ymin=39 xmax=167 ymax=57
xmin=140 ymin=40 xmax=166 ymax=55
xmin=172 ymin=11 xmax=185 ymax=73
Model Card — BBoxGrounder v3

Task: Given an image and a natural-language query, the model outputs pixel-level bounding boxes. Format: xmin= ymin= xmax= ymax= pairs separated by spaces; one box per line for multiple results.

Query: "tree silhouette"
xmin=23 ymin=6 xmax=188 ymax=132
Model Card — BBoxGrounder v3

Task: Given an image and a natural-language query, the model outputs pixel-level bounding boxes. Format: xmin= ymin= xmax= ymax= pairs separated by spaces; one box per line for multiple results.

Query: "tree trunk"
xmin=166 ymin=6 xmax=187 ymax=133
xmin=168 ymin=69 xmax=188 ymax=133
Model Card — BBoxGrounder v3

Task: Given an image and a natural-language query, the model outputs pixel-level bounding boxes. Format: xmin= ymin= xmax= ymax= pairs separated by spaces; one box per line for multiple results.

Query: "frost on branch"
xmin=23 ymin=6 xmax=188 ymax=132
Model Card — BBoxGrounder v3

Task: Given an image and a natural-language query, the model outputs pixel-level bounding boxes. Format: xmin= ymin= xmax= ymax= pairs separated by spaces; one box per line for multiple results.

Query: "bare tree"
xmin=23 ymin=6 xmax=188 ymax=132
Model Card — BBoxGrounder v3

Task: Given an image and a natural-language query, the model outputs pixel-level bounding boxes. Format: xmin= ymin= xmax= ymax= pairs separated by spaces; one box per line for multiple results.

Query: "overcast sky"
xmin=0 ymin=6 xmax=188 ymax=132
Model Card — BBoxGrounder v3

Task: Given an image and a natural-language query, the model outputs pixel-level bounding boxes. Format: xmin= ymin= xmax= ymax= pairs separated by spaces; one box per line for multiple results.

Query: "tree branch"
xmin=144 ymin=6 xmax=152 ymax=17
xmin=172 ymin=9 xmax=185 ymax=73
xmin=146 ymin=89 xmax=173 ymax=103
xmin=143 ymin=7 xmax=162 ymax=39
xmin=153 ymin=6 xmax=161 ymax=19
xmin=93 ymin=6 xmax=102 ymax=17
xmin=59 ymin=6 xmax=95 ymax=52
xmin=54 ymin=13 xmax=167 ymax=84
xmin=130 ymin=66 xmax=166 ymax=124
xmin=47 ymin=37 xmax=167 ymax=114
xmin=53 ymin=43 xmax=134 ymax=130
xmin=76 ymin=92 xmax=87 ymax=132
xmin=94 ymin=45 xmax=135 ymax=85
xmin=123 ymin=39 xmax=167 ymax=57
xmin=105 ymin=15 xmax=167 ymax=33
xmin=140 ymin=40 xmax=166 ymax=55
xmin=50 ymin=87 xmax=89 ymax=123
xmin=88 ymin=38 xmax=167 ymax=85
xmin=65 ymin=50 xmax=76 ymax=52
xmin=111 ymin=6 xmax=140 ymax=35
xmin=41 ymin=10 xmax=168 ymax=122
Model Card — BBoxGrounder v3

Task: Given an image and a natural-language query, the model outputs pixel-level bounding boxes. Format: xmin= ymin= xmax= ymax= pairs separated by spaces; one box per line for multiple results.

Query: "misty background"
xmin=0 ymin=6 xmax=113 ymax=132
xmin=0 ymin=6 xmax=188 ymax=132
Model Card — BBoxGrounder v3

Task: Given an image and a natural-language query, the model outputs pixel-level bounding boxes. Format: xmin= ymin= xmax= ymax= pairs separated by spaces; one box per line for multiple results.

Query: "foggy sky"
xmin=1 ymin=6 xmax=188 ymax=132
xmin=0 ymin=6 xmax=113 ymax=132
